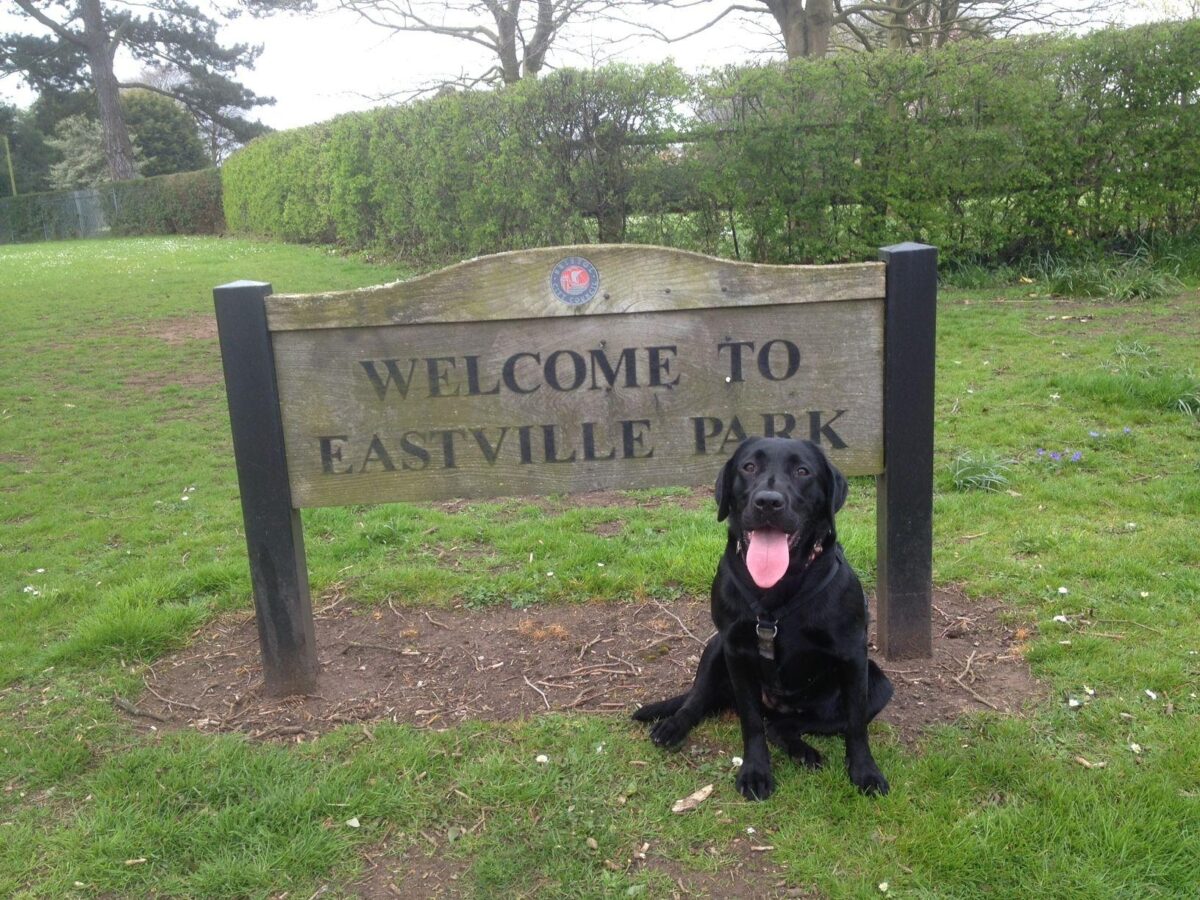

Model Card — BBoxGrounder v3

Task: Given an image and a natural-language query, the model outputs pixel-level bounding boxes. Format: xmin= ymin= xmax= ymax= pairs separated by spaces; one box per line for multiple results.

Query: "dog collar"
xmin=736 ymin=538 xmax=825 ymax=568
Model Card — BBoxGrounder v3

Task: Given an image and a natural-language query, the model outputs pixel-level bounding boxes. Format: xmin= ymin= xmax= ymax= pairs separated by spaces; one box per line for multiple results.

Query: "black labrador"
xmin=633 ymin=437 xmax=893 ymax=799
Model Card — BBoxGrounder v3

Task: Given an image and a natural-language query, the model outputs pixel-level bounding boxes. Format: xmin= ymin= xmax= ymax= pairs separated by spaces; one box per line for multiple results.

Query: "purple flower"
xmin=1089 ymin=431 xmax=1100 ymax=438
xmin=1123 ymin=427 xmax=1132 ymax=434
xmin=1071 ymin=451 xmax=1082 ymax=462
xmin=1050 ymin=451 xmax=1062 ymax=462
xmin=1037 ymin=448 xmax=1046 ymax=456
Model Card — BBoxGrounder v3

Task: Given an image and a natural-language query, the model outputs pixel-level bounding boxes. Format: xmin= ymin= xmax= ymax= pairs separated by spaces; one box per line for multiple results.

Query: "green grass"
xmin=2 ymin=236 xmax=1199 ymax=897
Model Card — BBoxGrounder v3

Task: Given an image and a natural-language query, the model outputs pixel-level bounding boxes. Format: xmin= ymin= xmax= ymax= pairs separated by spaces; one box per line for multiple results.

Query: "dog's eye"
xmin=741 ymin=461 xmax=757 ymax=475
xmin=796 ymin=466 xmax=811 ymax=477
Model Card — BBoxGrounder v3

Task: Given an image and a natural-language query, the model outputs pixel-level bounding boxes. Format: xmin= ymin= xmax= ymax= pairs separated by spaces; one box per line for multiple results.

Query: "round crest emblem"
xmin=550 ymin=256 xmax=600 ymax=306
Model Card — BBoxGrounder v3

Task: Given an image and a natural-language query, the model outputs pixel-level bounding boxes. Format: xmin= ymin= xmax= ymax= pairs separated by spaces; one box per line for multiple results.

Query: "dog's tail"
xmin=631 ymin=693 xmax=688 ymax=722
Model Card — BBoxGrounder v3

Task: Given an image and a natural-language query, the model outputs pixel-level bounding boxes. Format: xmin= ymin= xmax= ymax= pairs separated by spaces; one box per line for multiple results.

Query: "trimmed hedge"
xmin=222 ymin=64 xmax=687 ymax=260
xmin=0 ymin=168 xmax=224 ymax=244
xmin=222 ymin=22 xmax=1200 ymax=265
xmin=105 ymin=168 xmax=225 ymax=236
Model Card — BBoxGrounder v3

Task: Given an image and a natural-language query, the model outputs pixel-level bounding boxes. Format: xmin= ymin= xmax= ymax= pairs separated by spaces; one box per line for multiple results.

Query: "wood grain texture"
xmin=265 ymin=245 xmax=885 ymax=332
xmin=273 ymin=299 xmax=884 ymax=507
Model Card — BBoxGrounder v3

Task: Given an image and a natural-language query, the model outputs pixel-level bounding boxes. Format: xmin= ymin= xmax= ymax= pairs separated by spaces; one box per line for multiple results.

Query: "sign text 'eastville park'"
xmin=318 ymin=339 xmax=853 ymax=475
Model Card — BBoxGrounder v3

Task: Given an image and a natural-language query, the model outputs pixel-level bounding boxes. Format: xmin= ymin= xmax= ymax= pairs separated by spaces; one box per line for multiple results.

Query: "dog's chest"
xmin=756 ymin=618 xmax=840 ymax=694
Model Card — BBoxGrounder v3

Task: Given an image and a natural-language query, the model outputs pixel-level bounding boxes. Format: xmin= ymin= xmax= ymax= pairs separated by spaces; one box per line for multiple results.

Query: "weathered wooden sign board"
xmin=215 ymin=243 xmax=936 ymax=695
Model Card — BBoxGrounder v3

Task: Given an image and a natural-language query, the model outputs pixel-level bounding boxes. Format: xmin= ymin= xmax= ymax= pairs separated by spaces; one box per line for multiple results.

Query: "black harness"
xmin=735 ymin=538 xmax=845 ymax=699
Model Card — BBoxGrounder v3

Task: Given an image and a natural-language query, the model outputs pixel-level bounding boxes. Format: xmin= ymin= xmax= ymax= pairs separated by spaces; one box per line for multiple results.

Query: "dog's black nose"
xmin=753 ymin=490 xmax=785 ymax=512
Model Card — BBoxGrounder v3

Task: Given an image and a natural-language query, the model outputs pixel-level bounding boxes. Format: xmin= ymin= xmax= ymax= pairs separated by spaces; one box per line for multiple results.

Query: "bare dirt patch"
xmin=353 ymin=840 xmax=472 ymax=899
xmin=132 ymin=589 xmax=1040 ymax=744
xmin=135 ymin=314 xmax=218 ymax=346
xmin=122 ymin=370 xmax=221 ymax=395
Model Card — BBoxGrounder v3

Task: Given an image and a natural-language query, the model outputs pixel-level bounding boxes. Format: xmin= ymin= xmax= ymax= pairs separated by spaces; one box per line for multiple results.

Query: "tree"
xmin=137 ymin=63 xmax=271 ymax=163
xmin=663 ymin=0 xmax=1120 ymax=59
xmin=244 ymin=0 xmax=645 ymax=89
xmin=0 ymin=102 xmax=56 ymax=196
xmin=1 ymin=1 xmax=271 ymax=182
xmin=45 ymin=113 xmax=127 ymax=188
xmin=122 ymin=89 xmax=209 ymax=175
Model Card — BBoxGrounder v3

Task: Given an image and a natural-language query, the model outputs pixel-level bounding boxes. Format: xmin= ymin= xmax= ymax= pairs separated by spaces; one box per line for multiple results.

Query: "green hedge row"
xmin=222 ymin=64 xmax=687 ymax=260
xmin=221 ymin=21 xmax=1200 ymax=265
xmin=0 ymin=168 xmax=224 ymax=244
xmin=105 ymin=168 xmax=225 ymax=236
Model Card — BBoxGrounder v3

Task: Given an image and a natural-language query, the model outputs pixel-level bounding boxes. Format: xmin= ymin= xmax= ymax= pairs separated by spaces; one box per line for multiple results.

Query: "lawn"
xmin=1 ymin=236 xmax=1198 ymax=897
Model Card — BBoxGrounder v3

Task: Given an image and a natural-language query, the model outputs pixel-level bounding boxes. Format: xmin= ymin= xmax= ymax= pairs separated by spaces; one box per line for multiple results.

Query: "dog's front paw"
xmin=735 ymin=762 xmax=775 ymax=801
xmin=848 ymin=760 xmax=889 ymax=796
xmin=649 ymin=714 xmax=694 ymax=750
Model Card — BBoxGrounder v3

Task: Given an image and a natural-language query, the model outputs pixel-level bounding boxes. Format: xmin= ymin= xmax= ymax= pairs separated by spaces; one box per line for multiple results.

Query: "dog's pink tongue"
xmin=746 ymin=528 xmax=790 ymax=589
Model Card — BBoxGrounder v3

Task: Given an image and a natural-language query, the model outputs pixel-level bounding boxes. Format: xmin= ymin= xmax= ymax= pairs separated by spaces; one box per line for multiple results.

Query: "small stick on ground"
xmin=143 ymin=683 xmax=202 ymax=712
xmin=957 ymin=649 xmax=978 ymax=683
xmin=423 ymin=610 xmax=449 ymax=629
xmin=578 ymin=632 xmax=604 ymax=660
xmin=342 ymin=642 xmax=413 ymax=656
xmin=113 ymin=695 xmax=167 ymax=722
xmin=948 ymin=673 xmax=1003 ymax=711
xmin=524 ymin=675 xmax=551 ymax=710
xmin=652 ymin=598 xmax=708 ymax=647
xmin=566 ymin=687 xmax=607 ymax=709
xmin=1094 ymin=618 xmax=1165 ymax=636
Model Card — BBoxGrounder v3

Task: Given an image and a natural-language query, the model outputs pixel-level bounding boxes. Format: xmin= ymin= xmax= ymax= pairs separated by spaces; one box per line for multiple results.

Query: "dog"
xmin=633 ymin=437 xmax=893 ymax=799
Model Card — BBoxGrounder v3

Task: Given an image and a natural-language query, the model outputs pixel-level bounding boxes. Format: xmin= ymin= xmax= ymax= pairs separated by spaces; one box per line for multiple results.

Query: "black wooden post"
xmin=876 ymin=243 xmax=937 ymax=659
xmin=213 ymin=281 xmax=319 ymax=695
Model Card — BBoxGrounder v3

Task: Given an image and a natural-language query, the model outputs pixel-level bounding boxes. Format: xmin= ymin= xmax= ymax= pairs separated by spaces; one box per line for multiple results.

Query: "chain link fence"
xmin=0 ymin=187 xmax=113 ymax=244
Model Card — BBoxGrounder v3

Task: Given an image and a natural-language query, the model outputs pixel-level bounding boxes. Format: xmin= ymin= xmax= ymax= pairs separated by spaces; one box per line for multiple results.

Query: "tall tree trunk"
xmin=522 ymin=0 xmax=554 ymax=77
xmin=80 ymin=0 xmax=137 ymax=181
xmin=806 ymin=0 xmax=833 ymax=57
xmin=768 ymin=0 xmax=833 ymax=59
xmin=887 ymin=0 xmax=910 ymax=49
xmin=492 ymin=0 xmax=522 ymax=84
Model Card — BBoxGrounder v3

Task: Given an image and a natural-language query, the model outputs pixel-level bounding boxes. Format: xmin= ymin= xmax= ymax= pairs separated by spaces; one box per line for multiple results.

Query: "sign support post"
xmin=214 ymin=280 xmax=319 ymax=696
xmin=875 ymin=243 xmax=938 ymax=659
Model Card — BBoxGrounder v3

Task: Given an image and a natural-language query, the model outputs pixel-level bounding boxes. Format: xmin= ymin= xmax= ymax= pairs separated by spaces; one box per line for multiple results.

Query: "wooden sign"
xmin=264 ymin=247 xmax=886 ymax=507
xmin=214 ymin=243 xmax=937 ymax=695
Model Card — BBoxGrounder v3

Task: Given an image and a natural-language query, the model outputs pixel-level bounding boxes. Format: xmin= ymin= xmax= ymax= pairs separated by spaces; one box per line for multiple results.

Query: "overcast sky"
xmin=0 ymin=1 xmax=1182 ymax=131
xmin=0 ymin=2 xmax=777 ymax=130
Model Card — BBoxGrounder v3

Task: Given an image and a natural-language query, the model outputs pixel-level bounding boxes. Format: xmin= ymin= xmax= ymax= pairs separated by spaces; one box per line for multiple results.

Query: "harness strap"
xmin=749 ymin=544 xmax=845 ymax=674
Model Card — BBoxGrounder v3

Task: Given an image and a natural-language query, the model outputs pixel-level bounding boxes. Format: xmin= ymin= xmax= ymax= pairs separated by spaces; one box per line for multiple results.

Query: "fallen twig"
xmin=578 ymin=632 xmax=604 ymax=660
xmin=143 ymin=683 xmax=202 ymax=712
xmin=951 ymin=674 xmax=1003 ymax=711
xmin=342 ymin=641 xmax=412 ymax=656
xmin=524 ymin=675 xmax=551 ymax=710
xmin=957 ymin=649 xmax=978 ymax=682
xmin=651 ymin=598 xmax=707 ymax=647
xmin=1093 ymin=618 xmax=1165 ymax=636
xmin=113 ymin=695 xmax=167 ymax=722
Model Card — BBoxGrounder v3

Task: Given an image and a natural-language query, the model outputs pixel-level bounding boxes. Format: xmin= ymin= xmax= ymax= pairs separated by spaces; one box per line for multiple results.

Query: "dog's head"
xmin=714 ymin=437 xmax=848 ymax=590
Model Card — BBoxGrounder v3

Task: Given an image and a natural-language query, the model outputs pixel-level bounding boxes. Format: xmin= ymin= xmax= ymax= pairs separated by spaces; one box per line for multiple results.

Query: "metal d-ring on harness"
xmin=742 ymin=540 xmax=844 ymax=667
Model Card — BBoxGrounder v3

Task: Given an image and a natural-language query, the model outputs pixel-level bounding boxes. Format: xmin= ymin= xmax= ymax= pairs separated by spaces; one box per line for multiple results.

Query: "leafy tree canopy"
xmin=122 ymin=89 xmax=209 ymax=176
xmin=1 ymin=1 xmax=272 ymax=180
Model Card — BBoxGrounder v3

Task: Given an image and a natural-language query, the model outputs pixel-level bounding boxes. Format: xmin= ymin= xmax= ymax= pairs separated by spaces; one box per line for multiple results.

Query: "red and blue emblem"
xmin=550 ymin=256 xmax=600 ymax=306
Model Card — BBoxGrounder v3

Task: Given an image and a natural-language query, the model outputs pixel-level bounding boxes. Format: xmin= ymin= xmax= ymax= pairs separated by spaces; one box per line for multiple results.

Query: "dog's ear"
xmin=828 ymin=457 xmax=848 ymax=515
xmin=715 ymin=446 xmax=741 ymax=522
xmin=824 ymin=453 xmax=848 ymax=542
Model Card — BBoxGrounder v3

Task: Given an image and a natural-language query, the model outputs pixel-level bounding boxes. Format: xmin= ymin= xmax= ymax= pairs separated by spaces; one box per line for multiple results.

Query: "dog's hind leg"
xmin=767 ymin=661 xmax=895 ymax=737
xmin=633 ymin=635 xmax=731 ymax=750
xmin=630 ymin=693 xmax=688 ymax=723
xmin=866 ymin=660 xmax=894 ymax=722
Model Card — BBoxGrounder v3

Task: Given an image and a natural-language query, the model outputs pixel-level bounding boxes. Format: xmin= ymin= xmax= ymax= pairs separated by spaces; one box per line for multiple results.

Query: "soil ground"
xmin=132 ymin=588 xmax=1039 ymax=744
xmin=127 ymin=588 xmax=1041 ymax=898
